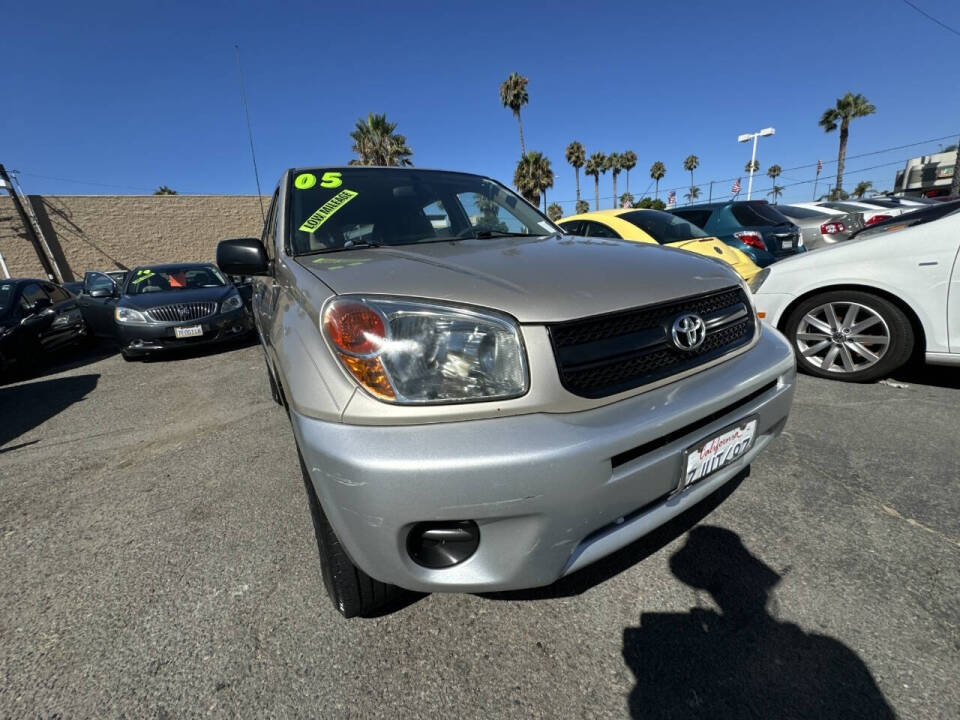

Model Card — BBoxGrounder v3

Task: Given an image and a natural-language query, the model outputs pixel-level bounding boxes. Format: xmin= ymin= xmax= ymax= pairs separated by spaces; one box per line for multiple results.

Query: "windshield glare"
xmin=619 ymin=209 xmax=709 ymax=243
xmin=125 ymin=266 xmax=226 ymax=295
xmin=288 ymin=168 xmax=556 ymax=254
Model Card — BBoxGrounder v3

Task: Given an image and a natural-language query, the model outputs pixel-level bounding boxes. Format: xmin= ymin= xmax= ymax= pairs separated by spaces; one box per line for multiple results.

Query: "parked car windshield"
xmin=618 ymin=210 xmax=710 ymax=243
xmin=0 ymin=282 xmax=16 ymax=318
xmin=851 ymin=200 xmax=960 ymax=239
xmin=731 ymin=203 xmax=791 ymax=226
xmin=125 ymin=265 xmax=226 ymax=295
xmin=288 ymin=168 xmax=557 ymax=255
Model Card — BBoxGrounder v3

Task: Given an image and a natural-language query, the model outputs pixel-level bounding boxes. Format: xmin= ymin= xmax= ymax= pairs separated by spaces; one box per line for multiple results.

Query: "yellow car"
xmin=557 ymin=208 xmax=761 ymax=281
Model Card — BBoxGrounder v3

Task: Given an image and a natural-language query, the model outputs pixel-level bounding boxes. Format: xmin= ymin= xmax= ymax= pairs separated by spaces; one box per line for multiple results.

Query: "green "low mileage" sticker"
xmin=298 ymin=189 xmax=358 ymax=233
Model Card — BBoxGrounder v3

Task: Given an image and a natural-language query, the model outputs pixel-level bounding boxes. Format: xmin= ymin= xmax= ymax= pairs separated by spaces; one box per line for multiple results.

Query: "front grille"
xmin=548 ymin=287 xmax=755 ymax=399
xmin=145 ymin=302 xmax=217 ymax=323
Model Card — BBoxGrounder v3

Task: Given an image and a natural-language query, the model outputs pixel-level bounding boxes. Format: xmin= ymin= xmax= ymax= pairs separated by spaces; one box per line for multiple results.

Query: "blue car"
xmin=669 ymin=201 xmax=806 ymax=267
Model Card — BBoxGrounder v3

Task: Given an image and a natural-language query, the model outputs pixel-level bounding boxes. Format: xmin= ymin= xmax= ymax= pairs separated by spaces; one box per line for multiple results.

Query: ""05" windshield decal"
xmin=298 ymin=189 xmax=358 ymax=233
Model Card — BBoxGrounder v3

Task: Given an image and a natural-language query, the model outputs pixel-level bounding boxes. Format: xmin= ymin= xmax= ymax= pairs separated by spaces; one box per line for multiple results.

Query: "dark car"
xmin=0 ymin=278 xmax=89 ymax=376
xmin=670 ymin=201 xmax=805 ymax=267
xmin=77 ymin=263 xmax=253 ymax=360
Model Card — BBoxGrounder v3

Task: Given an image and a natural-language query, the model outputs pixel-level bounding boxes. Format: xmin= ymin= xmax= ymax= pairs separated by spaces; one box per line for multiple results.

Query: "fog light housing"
xmin=406 ymin=520 xmax=480 ymax=569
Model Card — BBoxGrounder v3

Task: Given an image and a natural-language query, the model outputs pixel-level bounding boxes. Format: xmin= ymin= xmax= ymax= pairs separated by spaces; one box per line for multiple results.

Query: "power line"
xmin=901 ymin=0 xmax=960 ymax=38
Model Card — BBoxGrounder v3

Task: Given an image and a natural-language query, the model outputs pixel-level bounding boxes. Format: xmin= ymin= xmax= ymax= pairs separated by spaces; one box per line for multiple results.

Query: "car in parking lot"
xmin=0 ymin=278 xmax=88 ymax=376
xmin=669 ymin=200 xmax=805 ymax=267
xmin=217 ymin=166 xmax=796 ymax=618
xmin=777 ymin=204 xmax=864 ymax=250
xmin=556 ymin=208 xmax=761 ymax=280
xmin=751 ymin=200 xmax=960 ymax=381
xmin=77 ymin=263 xmax=252 ymax=360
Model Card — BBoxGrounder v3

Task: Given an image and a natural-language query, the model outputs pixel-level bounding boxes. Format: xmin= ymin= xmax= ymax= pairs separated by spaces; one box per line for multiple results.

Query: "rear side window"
xmin=671 ymin=209 xmax=713 ymax=228
xmin=731 ymin=203 xmax=790 ymax=226
xmin=557 ymin=220 xmax=582 ymax=235
xmin=582 ymin=221 xmax=621 ymax=239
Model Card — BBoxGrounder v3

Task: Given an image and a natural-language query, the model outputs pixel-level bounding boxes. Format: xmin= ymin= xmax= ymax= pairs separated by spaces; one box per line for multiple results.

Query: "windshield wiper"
xmin=467 ymin=230 xmax=538 ymax=239
xmin=296 ymin=240 xmax=382 ymax=257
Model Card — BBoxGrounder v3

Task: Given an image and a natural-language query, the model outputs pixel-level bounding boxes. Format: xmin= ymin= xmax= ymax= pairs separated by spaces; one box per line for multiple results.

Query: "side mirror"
xmin=89 ymin=288 xmax=112 ymax=298
xmin=217 ymin=238 xmax=270 ymax=276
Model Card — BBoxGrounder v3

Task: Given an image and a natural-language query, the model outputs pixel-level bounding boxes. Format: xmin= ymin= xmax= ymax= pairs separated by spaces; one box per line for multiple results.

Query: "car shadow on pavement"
xmin=0 ymin=373 xmax=99 ymax=451
xmin=138 ymin=333 xmax=260 ymax=363
xmin=892 ymin=361 xmax=960 ymax=390
xmin=0 ymin=342 xmax=115 ymax=387
xmin=621 ymin=526 xmax=895 ymax=719
xmin=482 ymin=469 xmax=749 ymax=603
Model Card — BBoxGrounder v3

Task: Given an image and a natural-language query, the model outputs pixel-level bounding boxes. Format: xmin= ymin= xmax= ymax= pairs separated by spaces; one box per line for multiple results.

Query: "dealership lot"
xmin=1 ymin=343 xmax=957 ymax=718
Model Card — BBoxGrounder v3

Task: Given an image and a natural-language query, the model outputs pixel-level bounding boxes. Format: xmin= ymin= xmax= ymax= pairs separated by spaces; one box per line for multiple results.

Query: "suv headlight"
xmin=322 ymin=296 xmax=528 ymax=404
xmin=747 ymin=268 xmax=770 ymax=293
xmin=221 ymin=292 xmax=243 ymax=313
xmin=115 ymin=306 xmax=148 ymax=324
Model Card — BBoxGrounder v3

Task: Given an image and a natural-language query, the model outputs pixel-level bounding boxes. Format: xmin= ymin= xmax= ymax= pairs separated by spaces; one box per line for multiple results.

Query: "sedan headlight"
xmin=322 ymin=296 xmax=528 ymax=404
xmin=221 ymin=293 xmax=243 ymax=313
xmin=115 ymin=306 xmax=148 ymax=324
xmin=747 ymin=268 xmax=770 ymax=293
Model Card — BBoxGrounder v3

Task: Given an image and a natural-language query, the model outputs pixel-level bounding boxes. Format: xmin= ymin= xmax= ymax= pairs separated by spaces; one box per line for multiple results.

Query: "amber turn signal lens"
xmin=340 ymin=354 xmax=395 ymax=399
xmin=757 ymin=312 xmax=766 ymax=318
xmin=324 ymin=301 xmax=385 ymax=355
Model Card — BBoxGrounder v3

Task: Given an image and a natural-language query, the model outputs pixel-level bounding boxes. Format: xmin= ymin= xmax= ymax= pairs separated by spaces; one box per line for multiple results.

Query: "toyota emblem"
xmin=671 ymin=313 xmax=706 ymax=351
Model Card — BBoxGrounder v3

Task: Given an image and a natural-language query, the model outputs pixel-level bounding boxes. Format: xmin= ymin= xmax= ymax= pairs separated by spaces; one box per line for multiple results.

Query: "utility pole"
xmin=0 ymin=164 xmax=59 ymax=281
xmin=708 ymin=180 xmax=714 ymax=202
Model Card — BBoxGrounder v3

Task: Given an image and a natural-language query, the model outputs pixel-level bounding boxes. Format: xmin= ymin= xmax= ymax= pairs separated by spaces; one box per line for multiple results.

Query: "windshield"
xmin=125 ymin=265 xmax=226 ymax=295
xmin=618 ymin=209 xmax=710 ymax=243
xmin=288 ymin=168 xmax=557 ymax=254
xmin=0 ymin=282 xmax=16 ymax=318
xmin=731 ymin=202 xmax=791 ymax=226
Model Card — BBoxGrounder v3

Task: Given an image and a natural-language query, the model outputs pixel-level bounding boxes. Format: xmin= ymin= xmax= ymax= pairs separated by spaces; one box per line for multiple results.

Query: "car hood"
xmin=120 ymin=286 xmax=233 ymax=309
xmin=297 ymin=234 xmax=740 ymax=323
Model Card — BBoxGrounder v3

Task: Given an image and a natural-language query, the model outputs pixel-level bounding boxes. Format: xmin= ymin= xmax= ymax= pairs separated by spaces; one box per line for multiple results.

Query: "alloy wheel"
xmin=795 ymin=301 xmax=890 ymax=374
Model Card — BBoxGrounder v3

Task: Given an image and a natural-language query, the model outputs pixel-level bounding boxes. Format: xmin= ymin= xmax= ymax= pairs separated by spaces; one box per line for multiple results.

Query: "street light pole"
xmin=738 ymin=127 xmax=775 ymax=201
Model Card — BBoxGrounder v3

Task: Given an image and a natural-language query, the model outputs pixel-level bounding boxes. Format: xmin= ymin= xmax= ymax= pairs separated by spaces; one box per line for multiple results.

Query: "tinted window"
xmin=670 ymin=209 xmax=713 ymax=228
xmin=557 ymin=220 xmax=582 ymax=235
xmin=822 ymin=202 xmax=870 ymax=214
xmin=126 ymin=266 xmax=226 ymax=295
xmin=582 ymin=221 xmax=621 ymax=239
xmin=779 ymin=205 xmax=831 ymax=220
xmin=44 ymin=283 xmax=70 ymax=303
xmin=0 ymin=282 xmax=16 ymax=318
xmin=288 ymin=168 xmax=554 ymax=254
xmin=856 ymin=198 xmax=898 ymax=209
xmin=19 ymin=282 xmax=48 ymax=311
xmin=618 ymin=210 xmax=709 ymax=243
xmin=731 ymin=203 xmax=791 ymax=226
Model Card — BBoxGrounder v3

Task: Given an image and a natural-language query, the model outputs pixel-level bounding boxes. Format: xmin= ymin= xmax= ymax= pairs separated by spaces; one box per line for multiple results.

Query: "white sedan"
xmin=750 ymin=201 xmax=960 ymax=381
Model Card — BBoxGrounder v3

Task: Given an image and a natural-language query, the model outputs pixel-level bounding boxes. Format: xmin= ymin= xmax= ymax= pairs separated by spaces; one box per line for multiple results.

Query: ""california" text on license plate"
xmin=681 ymin=418 xmax=758 ymax=491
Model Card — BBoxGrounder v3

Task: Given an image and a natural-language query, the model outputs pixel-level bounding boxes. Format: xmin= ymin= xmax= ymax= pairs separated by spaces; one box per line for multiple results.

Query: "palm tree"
xmin=819 ymin=92 xmax=876 ymax=193
xmin=349 ymin=113 xmax=413 ymax=166
xmin=500 ymin=73 xmax=530 ymax=157
xmin=766 ymin=164 xmax=782 ymax=192
xmin=565 ymin=142 xmax=586 ymax=204
xmin=684 ymin=186 xmax=701 ymax=203
xmin=621 ymin=151 xmax=637 ymax=194
xmin=745 ymin=160 xmax=760 ymax=174
xmin=546 ymin=202 xmax=563 ymax=221
xmin=619 ymin=192 xmax=635 ymax=208
xmin=851 ymin=180 xmax=874 ymax=199
xmin=513 ymin=151 xmax=554 ymax=211
xmin=605 ymin=153 xmax=623 ymax=209
xmin=585 ymin=152 xmax=606 ymax=210
xmin=154 ymin=185 xmax=177 ymax=195
xmin=767 ymin=185 xmax=784 ymax=202
xmin=575 ymin=199 xmax=590 ymax=214
xmin=683 ymin=154 xmax=699 ymax=189
xmin=649 ymin=161 xmax=666 ymax=200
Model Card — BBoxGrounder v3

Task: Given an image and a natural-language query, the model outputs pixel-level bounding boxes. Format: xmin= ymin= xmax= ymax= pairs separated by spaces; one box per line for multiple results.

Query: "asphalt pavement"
xmin=1 ymin=340 xmax=957 ymax=718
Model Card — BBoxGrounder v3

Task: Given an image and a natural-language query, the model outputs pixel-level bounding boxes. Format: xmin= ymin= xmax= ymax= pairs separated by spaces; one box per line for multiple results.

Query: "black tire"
xmin=121 ymin=350 xmax=138 ymax=362
xmin=296 ymin=449 xmax=399 ymax=618
xmin=784 ymin=290 xmax=914 ymax=382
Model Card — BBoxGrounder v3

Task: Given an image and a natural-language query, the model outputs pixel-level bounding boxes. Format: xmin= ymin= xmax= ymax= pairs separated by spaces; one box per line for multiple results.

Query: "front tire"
xmin=296 ymin=449 xmax=400 ymax=618
xmin=784 ymin=290 xmax=914 ymax=382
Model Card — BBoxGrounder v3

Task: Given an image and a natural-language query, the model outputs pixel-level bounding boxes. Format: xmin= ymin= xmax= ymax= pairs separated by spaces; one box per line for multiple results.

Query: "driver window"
xmin=84 ymin=273 xmax=116 ymax=295
xmin=19 ymin=283 xmax=47 ymax=311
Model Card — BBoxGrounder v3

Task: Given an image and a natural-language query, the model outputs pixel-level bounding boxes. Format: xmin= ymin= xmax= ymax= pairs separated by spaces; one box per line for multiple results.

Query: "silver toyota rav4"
xmin=217 ymin=167 xmax=795 ymax=618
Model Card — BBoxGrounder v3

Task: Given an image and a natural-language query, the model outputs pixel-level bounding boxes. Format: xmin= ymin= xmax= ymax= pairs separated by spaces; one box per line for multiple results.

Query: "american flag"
xmin=731 ymin=178 xmax=741 ymax=195
xmin=667 ymin=190 xmax=676 ymax=206
xmin=816 ymin=159 xmax=823 ymax=174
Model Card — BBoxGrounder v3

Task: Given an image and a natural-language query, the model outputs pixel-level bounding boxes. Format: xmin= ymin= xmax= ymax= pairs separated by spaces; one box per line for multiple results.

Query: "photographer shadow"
xmin=622 ymin=526 xmax=894 ymax=719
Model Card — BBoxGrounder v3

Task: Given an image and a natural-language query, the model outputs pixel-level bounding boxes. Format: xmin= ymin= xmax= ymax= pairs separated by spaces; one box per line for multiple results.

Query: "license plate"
xmin=780 ymin=239 xmax=793 ymax=249
xmin=680 ymin=418 xmax=758 ymax=491
xmin=174 ymin=325 xmax=203 ymax=338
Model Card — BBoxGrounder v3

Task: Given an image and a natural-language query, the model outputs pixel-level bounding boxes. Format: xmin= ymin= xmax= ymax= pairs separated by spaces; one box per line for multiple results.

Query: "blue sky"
xmin=4 ymin=0 xmax=959 ymax=212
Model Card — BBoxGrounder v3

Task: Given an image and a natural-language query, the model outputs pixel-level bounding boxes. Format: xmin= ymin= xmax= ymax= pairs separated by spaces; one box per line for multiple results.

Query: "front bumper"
xmin=291 ymin=327 xmax=796 ymax=593
xmin=116 ymin=308 xmax=252 ymax=355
